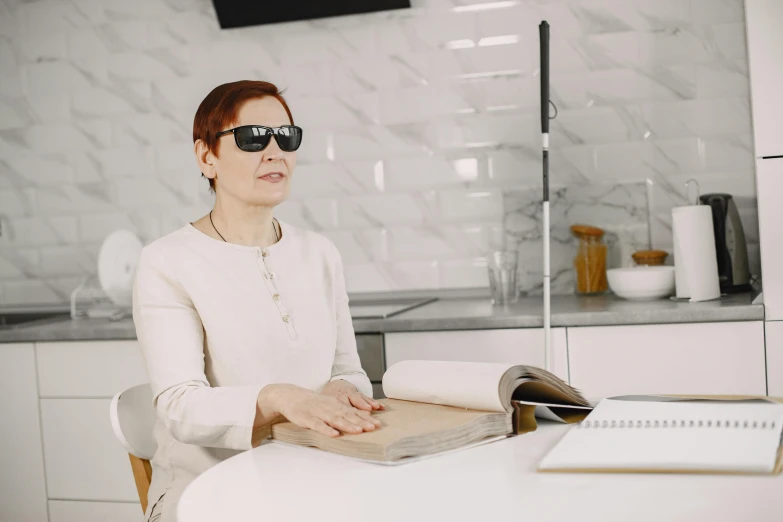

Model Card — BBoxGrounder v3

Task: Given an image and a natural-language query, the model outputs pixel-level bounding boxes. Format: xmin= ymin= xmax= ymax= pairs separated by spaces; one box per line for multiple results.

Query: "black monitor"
xmin=212 ymin=1 xmax=412 ymax=29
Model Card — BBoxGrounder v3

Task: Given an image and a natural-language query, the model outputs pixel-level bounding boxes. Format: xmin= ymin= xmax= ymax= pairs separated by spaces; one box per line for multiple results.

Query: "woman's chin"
xmin=246 ymin=188 xmax=289 ymax=207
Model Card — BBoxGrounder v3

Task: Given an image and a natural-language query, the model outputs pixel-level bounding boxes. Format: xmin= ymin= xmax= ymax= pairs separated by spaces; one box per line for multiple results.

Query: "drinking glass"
xmin=487 ymin=250 xmax=519 ymax=305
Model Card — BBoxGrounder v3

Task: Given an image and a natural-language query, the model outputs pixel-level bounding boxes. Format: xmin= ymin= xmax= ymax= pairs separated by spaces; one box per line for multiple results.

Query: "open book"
xmin=539 ymin=395 xmax=783 ymax=474
xmin=270 ymin=360 xmax=591 ymax=463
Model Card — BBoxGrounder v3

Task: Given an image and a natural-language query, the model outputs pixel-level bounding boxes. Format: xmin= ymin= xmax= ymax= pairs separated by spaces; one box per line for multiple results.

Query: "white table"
xmin=179 ymin=424 xmax=783 ymax=522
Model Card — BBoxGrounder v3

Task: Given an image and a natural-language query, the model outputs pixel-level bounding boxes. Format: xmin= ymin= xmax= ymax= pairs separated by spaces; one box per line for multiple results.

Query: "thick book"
xmin=270 ymin=360 xmax=591 ymax=463
xmin=539 ymin=395 xmax=783 ymax=474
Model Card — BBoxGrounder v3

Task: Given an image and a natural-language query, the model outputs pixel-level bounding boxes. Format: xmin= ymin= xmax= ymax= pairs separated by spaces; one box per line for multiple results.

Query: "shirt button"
xmin=282 ymin=314 xmax=290 ymax=323
xmin=272 ymin=294 xmax=280 ymax=301
xmin=269 ymin=272 xmax=276 ymax=279
xmin=261 ymin=250 xmax=269 ymax=257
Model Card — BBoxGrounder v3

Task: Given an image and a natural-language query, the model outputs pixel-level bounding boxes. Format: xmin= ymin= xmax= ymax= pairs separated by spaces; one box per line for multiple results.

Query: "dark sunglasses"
xmin=216 ymin=125 xmax=303 ymax=153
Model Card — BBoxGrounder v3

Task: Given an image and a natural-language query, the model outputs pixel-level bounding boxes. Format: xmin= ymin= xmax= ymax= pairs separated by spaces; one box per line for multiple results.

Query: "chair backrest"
xmin=110 ymin=384 xmax=157 ymax=513
xmin=110 ymin=383 xmax=158 ymax=459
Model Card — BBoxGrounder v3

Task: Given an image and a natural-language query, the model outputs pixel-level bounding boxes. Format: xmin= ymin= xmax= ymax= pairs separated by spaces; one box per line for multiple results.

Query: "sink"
xmin=0 ymin=311 xmax=71 ymax=330
xmin=349 ymin=297 xmax=437 ymax=319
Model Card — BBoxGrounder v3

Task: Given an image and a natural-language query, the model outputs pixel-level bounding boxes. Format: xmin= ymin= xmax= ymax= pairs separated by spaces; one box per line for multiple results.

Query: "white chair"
xmin=110 ymin=384 xmax=158 ymax=513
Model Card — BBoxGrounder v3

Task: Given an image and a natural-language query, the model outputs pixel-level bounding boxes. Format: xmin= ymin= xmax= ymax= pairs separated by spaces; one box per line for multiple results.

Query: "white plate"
xmin=98 ymin=229 xmax=143 ymax=307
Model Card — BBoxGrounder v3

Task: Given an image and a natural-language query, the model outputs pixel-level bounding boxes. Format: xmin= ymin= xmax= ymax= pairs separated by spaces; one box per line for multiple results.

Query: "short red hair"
xmin=193 ymin=80 xmax=295 ymax=191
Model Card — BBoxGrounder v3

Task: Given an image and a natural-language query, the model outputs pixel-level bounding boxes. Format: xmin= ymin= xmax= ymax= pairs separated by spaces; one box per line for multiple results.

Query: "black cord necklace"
xmin=209 ymin=210 xmax=280 ymax=243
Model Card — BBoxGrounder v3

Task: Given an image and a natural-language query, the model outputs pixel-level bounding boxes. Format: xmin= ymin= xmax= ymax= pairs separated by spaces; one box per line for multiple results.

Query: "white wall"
xmin=0 ymin=0 xmax=757 ymax=304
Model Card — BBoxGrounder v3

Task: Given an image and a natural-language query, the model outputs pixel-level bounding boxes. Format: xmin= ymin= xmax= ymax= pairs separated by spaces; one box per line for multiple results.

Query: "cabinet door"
xmin=568 ymin=322 xmax=767 ymax=399
xmin=37 ymin=341 xmax=148 ymax=398
xmin=746 ymin=0 xmax=783 ymax=157
xmin=48 ymin=500 xmax=143 ymax=522
xmin=766 ymin=321 xmax=783 ymax=397
xmin=756 ymin=158 xmax=783 ymax=320
xmin=384 ymin=328 xmax=569 ymax=382
xmin=40 ymin=399 xmax=139 ymax=502
xmin=0 ymin=343 xmax=48 ymax=522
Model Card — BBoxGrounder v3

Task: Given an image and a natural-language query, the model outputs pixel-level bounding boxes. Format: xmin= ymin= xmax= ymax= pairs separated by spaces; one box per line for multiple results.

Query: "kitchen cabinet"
xmin=36 ymin=340 xmax=147 ymax=515
xmin=756 ymin=158 xmax=783 ymax=321
xmin=745 ymin=0 xmax=783 ymax=157
xmin=0 ymin=343 xmax=49 ymax=522
xmin=567 ymin=322 xmax=767 ymax=399
xmin=765 ymin=321 xmax=783 ymax=397
xmin=48 ymin=500 xmax=143 ymax=522
xmin=384 ymin=328 xmax=570 ymax=382
xmin=37 ymin=341 xmax=148 ymax=398
xmin=40 ymin=398 xmax=141 ymax=502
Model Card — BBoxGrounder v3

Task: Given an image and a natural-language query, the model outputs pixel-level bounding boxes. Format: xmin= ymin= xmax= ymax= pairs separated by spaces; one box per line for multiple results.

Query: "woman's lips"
xmin=258 ymin=172 xmax=285 ymax=183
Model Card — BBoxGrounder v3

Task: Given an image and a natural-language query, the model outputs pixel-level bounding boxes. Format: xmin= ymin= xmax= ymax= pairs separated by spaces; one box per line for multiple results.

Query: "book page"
xmin=540 ymin=398 xmax=783 ymax=473
xmin=272 ymin=436 xmax=509 ymax=466
xmin=382 ymin=360 xmax=516 ymax=412
xmin=512 ymin=402 xmax=592 ymax=424
xmin=271 ymin=399 xmax=511 ymax=461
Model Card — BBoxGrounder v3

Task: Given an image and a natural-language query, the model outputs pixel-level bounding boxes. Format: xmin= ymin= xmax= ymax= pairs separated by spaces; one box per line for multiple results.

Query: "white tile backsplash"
xmin=5 ymin=217 xmax=63 ymax=246
xmin=439 ymin=257 xmax=490 ymax=289
xmin=342 ymin=262 xmax=394 ymax=293
xmin=387 ymin=260 xmax=440 ymax=289
xmin=25 ymin=61 xmax=93 ymax=97
xmin=77 ymin=212 xmax=135 ymax=243
xmin=0 ymin=279 xmax=63 ymax=305
xmin=696 ymin=60 xmax=749 ymax=97
xmin=691 ymin=0 xmax=745 ymax=24
xmin=0 ymin=255 xmax=25 ymax=280
xmin=0 ymin=0 xmax=758 ymax=303
xmin=0 ymin=67 xmax=25 ymax=97
xmin=16 ymin=30 xmax=68 ymax=63
xmin=38 ymin=245 xmax=95 ymax=277
xmin=26 ymin=124 xmax=95 ymax=155
xmin=72 ymin=88 xmax=136 ymax=118
xmin=339 ymin=194 xmax=427 ymax=229
xmin=0 ymin=189 xmax=33 ymax=216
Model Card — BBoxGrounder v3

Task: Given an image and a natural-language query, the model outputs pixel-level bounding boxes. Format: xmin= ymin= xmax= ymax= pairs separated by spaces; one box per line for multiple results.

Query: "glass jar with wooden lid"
xmin=571 ymin=224 xmax=608 ymax=295
xmin=631 ymin=249 xmax=668 ymax=266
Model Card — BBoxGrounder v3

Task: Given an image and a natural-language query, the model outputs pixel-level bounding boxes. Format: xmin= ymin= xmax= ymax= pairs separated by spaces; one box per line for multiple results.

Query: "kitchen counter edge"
xmin=0 ymin=294 xmax=764 ymax=343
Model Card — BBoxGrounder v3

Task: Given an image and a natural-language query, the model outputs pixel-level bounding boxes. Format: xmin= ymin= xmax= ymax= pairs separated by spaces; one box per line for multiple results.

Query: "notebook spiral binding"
xmin=579 ymin=419 xmax=778 ymax=429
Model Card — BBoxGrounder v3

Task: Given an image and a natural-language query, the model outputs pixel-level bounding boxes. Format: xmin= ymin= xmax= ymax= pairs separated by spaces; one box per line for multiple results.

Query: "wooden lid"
xmin=632 ymin=250 xmax=668 ymax=266
xmin=570 ymin=224 xmax=604 ymax=238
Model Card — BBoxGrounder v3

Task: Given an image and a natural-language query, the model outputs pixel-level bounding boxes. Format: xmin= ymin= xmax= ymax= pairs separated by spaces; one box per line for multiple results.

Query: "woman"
xmin=133 ymin=80 xmax=383 ymax=522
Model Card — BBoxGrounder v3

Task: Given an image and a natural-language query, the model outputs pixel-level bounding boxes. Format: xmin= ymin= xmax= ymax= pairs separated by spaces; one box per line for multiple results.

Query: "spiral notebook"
xmin=539 ymin=396 xmax=783 ymax=474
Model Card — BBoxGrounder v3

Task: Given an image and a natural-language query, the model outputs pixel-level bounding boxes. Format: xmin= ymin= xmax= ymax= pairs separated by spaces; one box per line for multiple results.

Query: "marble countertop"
xmin=352 ymin=292 xmax=763 ymax=332
xmin=0 ymin=293 xmax=763 ymax=343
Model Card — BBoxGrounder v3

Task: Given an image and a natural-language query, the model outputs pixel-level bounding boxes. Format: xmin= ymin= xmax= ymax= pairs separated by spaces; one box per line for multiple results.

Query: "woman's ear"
xmin=194 ymin=139 xmax=217 ymax=183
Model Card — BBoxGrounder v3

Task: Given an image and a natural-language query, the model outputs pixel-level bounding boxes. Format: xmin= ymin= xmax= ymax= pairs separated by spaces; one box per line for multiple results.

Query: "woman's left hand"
xmin=321 ymin=380 xmax=385 ymax=412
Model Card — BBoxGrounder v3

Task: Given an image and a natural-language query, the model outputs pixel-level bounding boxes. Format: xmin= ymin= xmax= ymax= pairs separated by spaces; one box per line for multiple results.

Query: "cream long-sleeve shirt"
xmin=132 ymin=221 xmax=372 ymax=522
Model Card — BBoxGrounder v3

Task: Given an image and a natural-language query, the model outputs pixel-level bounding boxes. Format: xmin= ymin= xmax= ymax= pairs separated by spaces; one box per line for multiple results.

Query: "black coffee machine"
xmin=699 ymin=193 xmax=751 ymax=293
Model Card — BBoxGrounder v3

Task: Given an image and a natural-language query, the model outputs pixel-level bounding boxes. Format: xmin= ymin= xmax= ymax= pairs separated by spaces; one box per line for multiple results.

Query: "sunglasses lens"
xmin=234 ymin=127 xmax=272 ymax=152
xmin=275 ymin=126 xmax=303 ymax=152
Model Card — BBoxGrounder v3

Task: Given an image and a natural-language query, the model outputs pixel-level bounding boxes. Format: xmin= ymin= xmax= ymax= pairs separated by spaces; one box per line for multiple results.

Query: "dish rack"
xmin=70 ymin=275 xmax=132 ymax=321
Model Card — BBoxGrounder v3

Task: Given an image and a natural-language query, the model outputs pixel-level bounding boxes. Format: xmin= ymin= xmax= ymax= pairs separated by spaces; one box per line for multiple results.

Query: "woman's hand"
xmin=321 ymin=379 xmax=385 ymax=412
xmin=259 ymin=383 xmax=380 ymax=438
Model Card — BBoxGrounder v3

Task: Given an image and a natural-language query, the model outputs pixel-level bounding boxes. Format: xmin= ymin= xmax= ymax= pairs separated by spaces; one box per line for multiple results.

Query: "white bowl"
xmin=607 ymin=266 xmax=675 ymax=300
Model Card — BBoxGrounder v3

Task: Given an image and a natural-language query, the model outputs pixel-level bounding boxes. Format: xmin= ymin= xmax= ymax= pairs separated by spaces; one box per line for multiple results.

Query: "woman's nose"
xmin=263 ymin=138 xmax=284 ymax=161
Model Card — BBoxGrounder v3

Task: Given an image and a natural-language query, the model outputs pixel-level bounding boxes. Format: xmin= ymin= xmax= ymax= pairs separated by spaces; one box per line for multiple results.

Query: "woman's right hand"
xmin=259 ymin=384 xmax=381 ymax=438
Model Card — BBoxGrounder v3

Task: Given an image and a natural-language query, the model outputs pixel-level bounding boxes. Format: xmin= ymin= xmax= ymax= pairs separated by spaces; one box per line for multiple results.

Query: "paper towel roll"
xmin=672 ymin=205 xmax=721 ymax=302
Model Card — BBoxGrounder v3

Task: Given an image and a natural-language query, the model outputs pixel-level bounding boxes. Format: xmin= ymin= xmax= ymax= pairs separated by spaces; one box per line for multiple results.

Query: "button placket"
xmin=256 ymin=248 xmax=297 ymax=340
